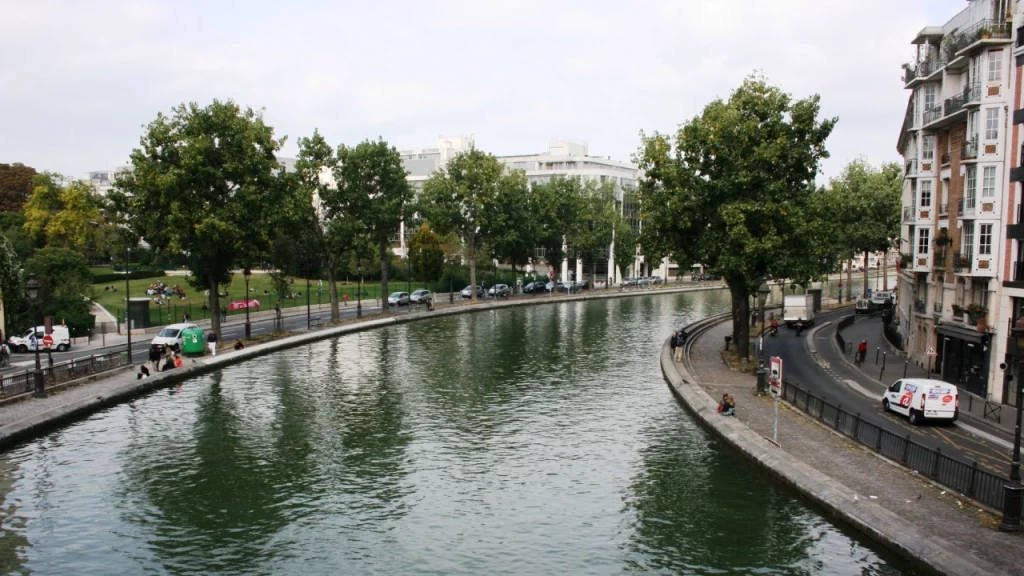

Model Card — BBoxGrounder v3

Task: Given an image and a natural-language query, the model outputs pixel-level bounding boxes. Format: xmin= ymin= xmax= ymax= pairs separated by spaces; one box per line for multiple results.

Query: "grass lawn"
xmin=91 ymin=273 xmax=437 ymax=326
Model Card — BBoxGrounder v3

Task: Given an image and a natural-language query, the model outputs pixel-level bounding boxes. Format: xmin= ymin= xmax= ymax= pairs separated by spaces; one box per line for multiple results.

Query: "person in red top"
xmin=857 ymin=340 xmax=868 ymax=366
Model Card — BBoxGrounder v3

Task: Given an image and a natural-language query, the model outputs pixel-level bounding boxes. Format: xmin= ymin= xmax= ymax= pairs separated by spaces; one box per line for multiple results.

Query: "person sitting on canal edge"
xmin=162 ymin=351 xmax=175 ymax=372
xmin=137 ymin=365 xmax=150 ymax=380
xmin=717 ymin=394 xmax=736 ymax=416
xmin=149 ymin=344 xmax=162 ymax=373
xmin=233 ymin=340 xmax=245 ymax=351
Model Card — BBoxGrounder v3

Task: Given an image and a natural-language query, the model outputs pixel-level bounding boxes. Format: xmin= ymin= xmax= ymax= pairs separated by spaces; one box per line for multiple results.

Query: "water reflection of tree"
xmin=0 ymin=457 xmax=29 ymax=574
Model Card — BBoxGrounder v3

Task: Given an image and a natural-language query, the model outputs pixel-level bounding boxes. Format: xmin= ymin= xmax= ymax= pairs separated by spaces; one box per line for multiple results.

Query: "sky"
xmin=1 ymin=0 xmax=968 ymax=182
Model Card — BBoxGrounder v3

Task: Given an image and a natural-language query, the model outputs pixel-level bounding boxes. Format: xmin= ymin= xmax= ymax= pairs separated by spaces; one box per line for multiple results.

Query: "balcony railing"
xmin=954 ymin=251 xmax=972 ymax=273
xmin=905 ymin=159 xmax=918 ymax=176
xmin=944 ymin=92 xmax=967 ymax=117
xmin=943 ymin=19 xmax=1012 ymax=59
xmin=904 ymin=57 xmax=947 ymax=84
xmin=962 ymin=139 xmax=978 ymax=160
xmin=964 ymin=82 xmax=982 ymax=106
xmin=964 ymin=196 xmax=977 ymax=216
xmin=933 ymin=301 xmax=943 ymax=314
xmin=933 ymin=249 xmax=946 ymax=267
xmin=940 ymin=152 xmax=950 ymax=166
xmin=915 ymin=300 xmax=928 ymax=314
xmin=923 ymin=105 xmax=943 ymax=125
xmin=956 ymin=199 xmax=963 ymax=216
xmin=903 ymin=206 xmax=914 ymax=222
xmin=939 ymin=202 xmax=948 ymax=216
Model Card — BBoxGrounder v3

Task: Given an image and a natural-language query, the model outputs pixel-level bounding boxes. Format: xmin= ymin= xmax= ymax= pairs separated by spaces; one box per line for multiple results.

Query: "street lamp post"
xmin=357 ymin=261 xmax=363 ymax=319
xmin=756 ymin=280 xmax=770 ymax=395
xmin=1000 ymin=317 xmax=1024 ymax=532
xmin=243 ymin=267 xmax=252 ymax=339
xmin=449 ymin=255 xmax=454 ymax=304
xmin=125 ymin=246 xmax=132 ymax=364
xmin=25 ymin=275 xmax=44 ymax=398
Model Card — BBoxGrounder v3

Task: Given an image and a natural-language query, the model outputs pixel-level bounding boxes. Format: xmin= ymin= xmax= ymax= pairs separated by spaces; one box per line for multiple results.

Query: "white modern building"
xmin=897 ymin=0 xmax=1016 ymax=402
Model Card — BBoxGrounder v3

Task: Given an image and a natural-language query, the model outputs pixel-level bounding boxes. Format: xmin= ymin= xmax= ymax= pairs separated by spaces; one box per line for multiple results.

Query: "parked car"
xmin=9 ymin=325 xmax=71 ymax=352
xmin=882 ymin=378 xmax=958 ymax=425
xmin=637 ymin=277 xmax=653 ymax=287
xmin=523 ymin=281 xmax=547 ymax=294
xmin=387 ymin=292 xmax=411 ymax=306
xmin=621 ymin=278 xmax=638 ymax=287
xmin=151 ymin=323 xmax=199 ymax=352
xmin=410 ymin=289 xmax=433 ymax=304
xmin=488 ymin=284 xmax=511 ymax=297
xmin=461 ymin=285 xmax=484 ymax=299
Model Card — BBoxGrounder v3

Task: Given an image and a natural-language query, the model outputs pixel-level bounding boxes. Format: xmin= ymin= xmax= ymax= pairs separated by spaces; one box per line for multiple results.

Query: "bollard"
xmin=879 ymin=352 xmax=886 ymax=380
xmin=903 ymin=360 xmax=908 ymax=378
xmin=724 ymin=336 xmax=732 ymax=351
xmin=875 ymin=347 xmax=880 ymax=365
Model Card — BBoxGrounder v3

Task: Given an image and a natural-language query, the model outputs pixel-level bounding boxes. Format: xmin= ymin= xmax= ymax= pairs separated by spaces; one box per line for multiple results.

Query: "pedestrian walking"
xmin=856 ymin=340 xmax=868 ymax=366
xmin=220 ymin=307 xmax=227 ymax=322
xmin=182 ymin=312 xmax=190 ymax=323
xmin=670 ymin=330 xmax=678 ymax=356
xmin=208 ymin=330 xmax=218 ymax=357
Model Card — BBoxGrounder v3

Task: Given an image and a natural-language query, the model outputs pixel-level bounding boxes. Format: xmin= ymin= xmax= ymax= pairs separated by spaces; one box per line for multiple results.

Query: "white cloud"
xmin=0 ymin=0 xmax=966 ymax=180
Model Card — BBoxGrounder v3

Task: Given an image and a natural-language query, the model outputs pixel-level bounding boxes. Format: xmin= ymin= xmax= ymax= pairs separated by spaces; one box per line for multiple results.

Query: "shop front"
xmin=935 ymin=323 xmax=990 ymax=398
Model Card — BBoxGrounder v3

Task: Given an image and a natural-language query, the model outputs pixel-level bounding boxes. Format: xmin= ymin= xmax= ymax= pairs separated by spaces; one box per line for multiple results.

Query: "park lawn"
xmin=90 ymin=274 xmax=434 ymax=326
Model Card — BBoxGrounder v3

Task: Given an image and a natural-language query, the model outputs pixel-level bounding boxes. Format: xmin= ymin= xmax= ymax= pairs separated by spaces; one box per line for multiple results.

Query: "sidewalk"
xmin=684 ymin=320 xmax=1024 ymax=576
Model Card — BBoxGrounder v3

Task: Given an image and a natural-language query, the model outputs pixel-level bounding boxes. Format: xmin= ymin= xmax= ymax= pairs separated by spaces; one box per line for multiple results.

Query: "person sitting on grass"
xmin=717 ymin=394 xmax=736 ymax=416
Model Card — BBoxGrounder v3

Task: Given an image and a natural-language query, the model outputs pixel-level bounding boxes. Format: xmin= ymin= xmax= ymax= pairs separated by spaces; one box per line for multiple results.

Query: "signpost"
xmin=769 ymin=356 xmax=783 ymax=445
xmin=41 ymin=334 xmax=53 ymax=349
xmin=926 ymin=345 xmax=937 ymax=376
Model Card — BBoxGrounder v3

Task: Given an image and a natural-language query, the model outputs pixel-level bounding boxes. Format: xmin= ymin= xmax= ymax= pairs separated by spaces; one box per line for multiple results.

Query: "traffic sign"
xmin=42 ymin=334 xmax=53 ymax=348
xmin=769 ymin=356 xmax=783 ymax=397
xmin=837 ymin=282 xmax=843 ymax=288
xmin=548 ymin=269 xmax=555 ymax=280
xmin=926 ymin=346 xmax=937 ymax=357
xmin=867 ymin=287 xmax=873 ymax=298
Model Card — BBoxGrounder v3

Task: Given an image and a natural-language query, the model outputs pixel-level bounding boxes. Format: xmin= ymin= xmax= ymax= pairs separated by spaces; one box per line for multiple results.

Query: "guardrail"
xmin=0 ymin=349 xmax=129 ymax=399
xmin=782 ymin=379 xmax=1005 ymax=511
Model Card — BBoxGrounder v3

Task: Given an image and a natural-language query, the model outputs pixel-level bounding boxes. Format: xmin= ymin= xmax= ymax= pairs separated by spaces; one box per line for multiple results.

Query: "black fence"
xmin=782 ymin=379 xmax=1006 ymax=511
xmin=0 ymin=350 xmax=129 ymax=399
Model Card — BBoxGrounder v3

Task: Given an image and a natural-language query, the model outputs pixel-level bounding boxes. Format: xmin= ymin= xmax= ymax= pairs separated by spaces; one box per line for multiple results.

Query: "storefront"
xmin=935 ymin=323 xmax=990 ymax=398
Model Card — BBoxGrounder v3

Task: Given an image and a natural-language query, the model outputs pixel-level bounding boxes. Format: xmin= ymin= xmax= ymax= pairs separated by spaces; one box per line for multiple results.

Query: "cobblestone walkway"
xmin=686 ymin=320 xmax=1024 ymax=576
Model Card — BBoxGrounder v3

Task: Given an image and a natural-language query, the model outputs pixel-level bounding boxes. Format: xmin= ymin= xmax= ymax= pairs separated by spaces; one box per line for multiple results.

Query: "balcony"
xmin=1008 ymin=203 xmax=1024 ymax=239
xmin=1014 ymin=108 xmax=1024 ymax=126
xmin=903 ymin=206 xmax=914 ymax=222
xmin=933 ymin=249 xmax=946 ymax=268
xmin=924 ymin=91 xmax=970 ymax=129
xmin=940 ymin=152 xmax=950 ymax=166
xmin=963 ymin=82 xmax=982 ymax=107
xmin=933 ymin=301 xmax=943 ymax=314
xmin=904 ymin=57 xmax=947 ymax=88
xmin=943 ymin=19 xmax=1012 ymax=63
xmin=961 ymin=139 xmax=978 ymax=161
xmin=905 ymin=159 xmax=918 ymax=177
xmin=915 ymin=299 xmax=928 ymax=314
xmin=923 ymin=105 xmax=943 ymax=126
xmin=954 ymin=251 xmax=972 ymax=274
xmin=963 ymin=197 xmax=977 ymax=217
xmin=939 ymin=202 xmax=948 ymax=216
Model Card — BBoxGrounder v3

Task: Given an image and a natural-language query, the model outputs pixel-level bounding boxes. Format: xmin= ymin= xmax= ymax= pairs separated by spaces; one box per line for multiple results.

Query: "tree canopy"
xmin=23 ymin=173 xmax=104 ymax=252
xmin=0 ymin=163 xmax=37 ymax=212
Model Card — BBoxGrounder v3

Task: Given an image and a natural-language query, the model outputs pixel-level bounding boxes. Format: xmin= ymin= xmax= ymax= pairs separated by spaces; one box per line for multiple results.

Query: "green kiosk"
xmin=180 ymin=326 xmax=206 ymax=357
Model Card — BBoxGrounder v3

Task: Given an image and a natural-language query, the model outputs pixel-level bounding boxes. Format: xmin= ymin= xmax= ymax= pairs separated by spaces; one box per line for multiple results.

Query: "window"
xmin=918 ymin=228 xmax=930 ymax=255
xmin=983 ymin=166 xmax=997 ymax=197
xmin=920 ymin=180 xmax=932 ymax=207
xmin=922 ymin=135 xmax=934 ymax=160
xmin=963 ymin=226 xmax=975 ymax=254
xmin=989 ymin=50 xmax=1003 ymax=82
xmin=979 ymin=223 xmax=993 ymax=255
xmin=986 ymin=108 xmax=999 ymax=140
xmin=924 ymin=85 xmax=936 ymax=109
xmin=971 ymin=55 xmax=981 ymax=83
xmin=969 ymin=110 xmax=979 ymax=140
xmin=966 ymin=166 xmax=977 ymax=199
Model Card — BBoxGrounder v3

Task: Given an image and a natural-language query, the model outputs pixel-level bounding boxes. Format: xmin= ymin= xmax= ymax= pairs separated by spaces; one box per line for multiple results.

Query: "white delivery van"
xmin=871 ymin=290 xmax=894 ymax=309
xmin=782 ymin=294 xmax=815 ymax=328
xmin=882 ymin=378 xmax=958 ymax=425
xmin=8 ymin=325 xmax=71 ymax=352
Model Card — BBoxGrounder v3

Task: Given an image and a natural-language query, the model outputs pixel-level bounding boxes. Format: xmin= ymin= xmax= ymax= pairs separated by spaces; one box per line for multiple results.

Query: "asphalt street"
xmin=764 ymin=308 xmax=1013 ymax=478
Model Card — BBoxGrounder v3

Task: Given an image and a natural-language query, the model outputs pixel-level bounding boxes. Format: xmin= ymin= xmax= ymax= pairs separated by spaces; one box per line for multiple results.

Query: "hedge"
xmin=91 ymin=270 xmax=167 ymax=284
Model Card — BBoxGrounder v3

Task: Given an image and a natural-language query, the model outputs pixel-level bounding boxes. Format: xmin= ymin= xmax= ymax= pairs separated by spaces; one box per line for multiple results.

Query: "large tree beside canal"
xmin=112 ymin=100 xmax=288 ymax=339
xmin=635 ymin=74 xmax=837 ymax=359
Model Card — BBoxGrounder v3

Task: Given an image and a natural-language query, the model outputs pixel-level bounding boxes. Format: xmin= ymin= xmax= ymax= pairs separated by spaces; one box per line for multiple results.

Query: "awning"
xmin=935 ymin=322 xmax=986 ymax=344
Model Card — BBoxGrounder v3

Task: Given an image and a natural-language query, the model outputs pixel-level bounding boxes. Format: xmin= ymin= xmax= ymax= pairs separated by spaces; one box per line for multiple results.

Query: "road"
xmin=764 ymin=308 xmax=1013 ymax=478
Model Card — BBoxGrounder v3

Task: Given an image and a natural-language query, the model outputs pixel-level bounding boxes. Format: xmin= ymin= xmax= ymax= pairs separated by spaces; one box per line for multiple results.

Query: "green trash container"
xmin=180 ymin=327 xmax=206 ymax=356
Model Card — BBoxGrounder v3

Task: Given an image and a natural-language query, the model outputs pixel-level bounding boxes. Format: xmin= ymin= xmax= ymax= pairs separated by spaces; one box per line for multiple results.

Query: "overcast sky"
xmin=1 ymin=0 xmax=966 ymax=182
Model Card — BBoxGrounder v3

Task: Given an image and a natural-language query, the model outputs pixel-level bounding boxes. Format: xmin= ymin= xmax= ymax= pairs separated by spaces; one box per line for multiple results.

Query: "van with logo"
xmin=881 ymin=378 xmax=958 ymax=425
xmin=8 ymin=325 xmax=72 ymax=353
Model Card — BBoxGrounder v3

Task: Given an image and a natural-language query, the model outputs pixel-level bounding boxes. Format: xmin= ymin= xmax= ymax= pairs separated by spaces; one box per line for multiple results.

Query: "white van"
xmin=8 ymin=325 xmax=71 ymax=352
xmin=151 ymin=323 xmax=199 ymax=352
xmin=882 ymin=378 xmax=958 ymax=425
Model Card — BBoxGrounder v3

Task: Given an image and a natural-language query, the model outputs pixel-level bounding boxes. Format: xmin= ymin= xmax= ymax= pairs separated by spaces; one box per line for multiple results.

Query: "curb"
xmin=0 ymin=283 xmax=723 ymax=451
xmin=667 ymin=320 xmax=1007 ymax=576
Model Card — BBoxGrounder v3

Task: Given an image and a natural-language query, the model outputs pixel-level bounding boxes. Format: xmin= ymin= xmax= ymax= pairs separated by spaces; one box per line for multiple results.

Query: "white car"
xmin=9 ymin=325 xmax=71 ymax=352
xmin=882 ymin=378 xmax=958 ymax=425
xmin=387 ymin=292 xmax=410 ymax=306
xmin=461 ymin=285 xmax=483 ymax=299
xmin=151 ymin=323 xmax=198 ymax=352
xmin=488 ymin=284 xmax=510 ymax=297
xmin=410 ymin=289 xmax=432 ymax=304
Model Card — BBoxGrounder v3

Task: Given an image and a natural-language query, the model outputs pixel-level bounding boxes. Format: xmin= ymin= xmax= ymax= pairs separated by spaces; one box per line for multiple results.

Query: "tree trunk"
xmin=208 ymin=272 xmax=220 ymax=341
xmin=729 ymin=281 xmax=750 ymax=359
xmin=511 ymin=261 xmax=516 ymax=295
xmin=380 ymin=242 xmax=390 ymax=313
xmin=863 ymin=252 xmax=870 ymax=298
xmin=468 ymin=230 xmax=477 ymax=301
xmin=846 ymin=260 xmax=853 ymax=302
xmin=882 ymin=250 xmax=888 ymax=291
xmin=327 ymin=255 xmax=340 ymax=322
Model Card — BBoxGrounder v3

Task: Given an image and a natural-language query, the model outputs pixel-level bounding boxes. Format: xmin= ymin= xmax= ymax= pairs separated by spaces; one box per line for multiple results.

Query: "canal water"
xmin=0 ymin=290 xmax=914 ymax=575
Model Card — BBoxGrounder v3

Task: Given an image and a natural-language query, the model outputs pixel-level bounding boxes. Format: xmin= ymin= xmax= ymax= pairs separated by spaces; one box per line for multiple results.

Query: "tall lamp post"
xmin=357 ymin=260 xmax=363 ymax=318
xmin=756 ymin=280 xmax=770 ymax=395
xmin=243 ymin=267 xmax=252 ymax=339
xmin=125 ymin=245 xmax=132 ymax=364
xmin=449 ymin=255 xmax=455 ymax=303
xmin=1000 ymin=317 xmax=1024 ymax=532
xmin=25 ymin=275 xmax=44 ymax=397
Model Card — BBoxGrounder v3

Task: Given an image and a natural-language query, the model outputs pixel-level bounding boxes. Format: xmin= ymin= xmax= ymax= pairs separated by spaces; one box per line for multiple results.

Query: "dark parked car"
xmin=524 ymin=281 xmax=547 ymax=294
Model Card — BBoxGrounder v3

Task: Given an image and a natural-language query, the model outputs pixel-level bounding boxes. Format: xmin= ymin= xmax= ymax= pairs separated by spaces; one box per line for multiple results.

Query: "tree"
xmin=23 ymin=247 xmax=93 ymax=334
xmin=112 ymin=100 xmax=287 ymax=338
xmin=407 ymin=223 xmax=445 ymax=284
xmin=829 ymin=159 xmax=902 ymax=297
xmin=334 ymin=139 xmax=411 ymax=313
xmin=0 ymin=233 xmax=23 ymax=337
xmin=295 ymin=130 xmax=344 ymax=321
xmin=572 ymin=180 xmax=618 ymax=286
xmin=482 ymin=169 xmax=533 ymax=292
xmin=23 ymin=173 xmax=103 ymax=251
xmin=532 ymin=176 xmax=584 ymax=283
xmin=420 ymin=149 xmax=504 ymax=301
xmin=636 ymin=74 xmax=837 ymax=359
xmin=0 ymin=163 xmax=37 ymax=212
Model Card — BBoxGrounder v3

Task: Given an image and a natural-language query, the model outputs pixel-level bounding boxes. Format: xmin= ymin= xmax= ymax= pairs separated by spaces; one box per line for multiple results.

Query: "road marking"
xmin=954 ymin=422 xmax=1013 ymax=451
xmin=844 ymin=379 xmax=877 ymax=400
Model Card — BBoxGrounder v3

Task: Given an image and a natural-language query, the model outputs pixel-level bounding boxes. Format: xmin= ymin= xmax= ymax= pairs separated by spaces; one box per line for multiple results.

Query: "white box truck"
xmin=782 ymin=294 xmax=815 ymax=328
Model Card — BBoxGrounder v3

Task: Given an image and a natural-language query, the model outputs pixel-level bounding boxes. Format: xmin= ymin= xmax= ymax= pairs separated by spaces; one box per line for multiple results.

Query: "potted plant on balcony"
xmin=957 ymin=255 xmax=970 ymax=268
xmin=979 ymin=27 xmax=992 ymax=40
xmin=899 ymin=253 xmax=913 ymax=269
xmin=965 ymin=303 xmax=987 ymax=327
xmin=951 ymin=304 xmax=964 ymax=319
xmin=934 ymin=231 xmax=950 ymax=247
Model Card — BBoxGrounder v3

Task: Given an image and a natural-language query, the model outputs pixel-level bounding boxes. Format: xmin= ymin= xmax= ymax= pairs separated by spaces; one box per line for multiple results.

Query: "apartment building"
xmin=897 ymin=0 xmax=1015 ymax=402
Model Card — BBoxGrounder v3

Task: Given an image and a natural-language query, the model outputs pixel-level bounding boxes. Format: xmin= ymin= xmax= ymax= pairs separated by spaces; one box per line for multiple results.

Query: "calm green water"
xmin=0 ymin=291 xmax=913 ymax=575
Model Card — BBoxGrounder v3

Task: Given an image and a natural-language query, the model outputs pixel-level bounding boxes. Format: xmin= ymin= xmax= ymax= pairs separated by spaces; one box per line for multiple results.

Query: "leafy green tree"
xmin=532 ymin=176 xmax=583 ymax=282
xmin=334 ymin=139 xmax=411 ymax=313
xmin=23 ymin=173 xmax=103 ymax=251
xmin=829 ymin=159 xmax=902 ymax=297
xmin=408 ymin=223 xmax=445 ymax=284
xmin=636 ymin=74 xmax=837 ymax=358
xmin=482 ymin=169 xmax=534 ymax=292
xmin=572 ymin=180 xmax=618 ymax=286
xmin=295 ymin=131 xmax=344 ymax=320
xmin=23 ymin=247 xmax=93 ymax=334
xmin=0 ymin=163 xmax=37 ymax=213
xmin=420 ymin=149 xmax=504 ymax=301
xmin=0 ymin=233 xmax=24 ymax=337
xmin=112 ymin=99 xmax=287 ymax=338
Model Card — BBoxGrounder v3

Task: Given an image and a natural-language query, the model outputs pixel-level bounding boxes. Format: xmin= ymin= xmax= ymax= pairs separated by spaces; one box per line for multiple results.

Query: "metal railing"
xmin=782 ymin=379 xmax=1006 ymax=511
xmin=955 ymin=251 xmax=973 ymax=273
xmin=903 ymin=206 xmax=914 ymax=222
xmin=933 ymin=301 xmax=943 ymax=313
xmin=964 ymin=196 xmax=977 ymax=216
xmin=962 ymin=139 xmax=979 ymax=160
xmin=944 ymin=19 xmax=1012 ymax=59
xmin=939 ymin=202 xmax=948 ymax=215
xmin=944 ymin=92 xmax=967 ymax=117
xmin=0 ymin=349 xmax=130 ymax=399
xmin=923 ymin=105 xmax=943 ymax=125
xmin=964 ymin=82 xmax=982 ymax=106
xmin=904 ymin=57 xmax=946 ymax=84
xmin=933 ymin=249 xmax=946 ymax=267
xmin=915 ymin=299 xmax=928 ymax=314
xmin=905 ymin=159 xmax=918 ymax=176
